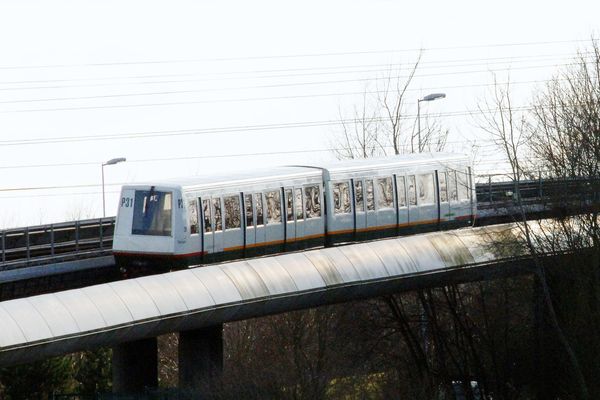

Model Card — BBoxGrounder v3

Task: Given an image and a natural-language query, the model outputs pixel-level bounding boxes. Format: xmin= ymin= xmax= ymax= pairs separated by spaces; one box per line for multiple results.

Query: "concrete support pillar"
xmin=112 ymin=337 xmax=158 ymax=394
xmin=178 ymin=324 xmax=223 ymax=391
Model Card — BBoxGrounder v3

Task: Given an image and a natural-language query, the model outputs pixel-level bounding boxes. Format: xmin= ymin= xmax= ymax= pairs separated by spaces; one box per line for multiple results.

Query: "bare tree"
xmin=376 ymin=58 xmax=421 ymax=154
xmin=332 ymin=52 xmax=449 ymax=158
xmin=222 ymin=305 xmax=361 ymax=400
xmin=64 ymin=200 xmax=97 ymax=222
xmin=331 ymin=91 xmax=384 ymax=159
xmin=526 ymin=38 xmax=600 ymax=399
xmin=479 ymin=45 xmax=600 ymax=396
xmin=477 ymin=75 xmax=531 ymax=182
xmin=530 ymin=40 xmax=600 ymax=180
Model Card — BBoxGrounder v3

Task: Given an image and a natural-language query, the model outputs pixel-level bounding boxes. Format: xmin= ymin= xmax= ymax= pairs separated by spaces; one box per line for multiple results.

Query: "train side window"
xmin=224 ymin=195 xmax=241 ymax=230
xmin=244 ymin=194 xmax=254 ymax=227
xmin=188 ymin=199 xmax=199 ymax=234
xmin=407 ymin=176 xmax=417 ymax=206
xmin=457 ymin=169 xmax=470 ymax=200
xmin=212 ymin=198 xmax=222 ymax=232
xmin=439 ymin=172 xmax=448 ymax=202
xmin=286 ymin=189 xmax=294 ymax=221
xmin=304 ymin=185 xmax=322 ymax=218
xmin=354 ymin=180 xmax=364 ymax=212
xmin=376 ymin=177 xmax=394 ymax=209
xmin=418 ymin=174 xmax=436 ymax=205
xmin=333 ymin=181 xmax=351 ymax=214
xmin=295 ymin=188 xmax=304 ymax=220
xmin=396 ymin=176 xmax=407 ymax=207
xmin=266 ymin=190 xmax=282 ymax=224
xmin=202 ymin=199 xmax=212 ymax=233
xmin=254 ymin=193 xmax=264 ymax=226
xmin=448 ymin=171 xmax=458 ymax=201
xmin=366 ymin=180 xmax=375 ymax=211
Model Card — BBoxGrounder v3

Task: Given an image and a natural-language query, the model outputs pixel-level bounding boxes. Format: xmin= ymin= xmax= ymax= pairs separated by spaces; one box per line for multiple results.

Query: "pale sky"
xmin=0 ymin=0 xmax=598 ymax=227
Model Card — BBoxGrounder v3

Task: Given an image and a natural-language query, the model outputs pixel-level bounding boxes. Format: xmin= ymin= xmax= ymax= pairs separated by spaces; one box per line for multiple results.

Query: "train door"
xmin=284 ymin=188 xmax=296 ymax=246
xmin=199 ymin=197 xmax=216 ymax=256
xmin=264 ymin=188 xmax=284 ymax=252
xmin=365 ymin=179 xmax=378 ymax=232
xmin=242 ymin=193 xmax=256 ymax=250
xmin=374 ymin=176 xmax=396 ymax=235
xmin=302 ymin=184 xmax=324 ymax=246
xmin=329 ymin=180 xmax=353 ymax=240
xmin=406 ymin=175 xmax=418 ymax=224
xmin=293 ymin=187 xmax=305 ymax=245
xmin=253 ymin=192 xmax=266 ymax=254
xmin=455 ymin=168 xmax=473 ymax=221
xmin=352 ymin=179 xmax=366 ymax=236
xmin=416 ymin=172 xmax=438 ymax=225
xmin=437 ymin=171 xmax=451 ymax=224
xmin=211 ymin=197 xmax=225 ymax=254
xmin=222 ymin=194 xmax=244 ymax=256
xmin=187 ymin=198 xmax=202 ymax=255
xmin=395 ymin=175 xmax=409 ymax=227
xmin=447 ymin=169 xmax=463 ymax=222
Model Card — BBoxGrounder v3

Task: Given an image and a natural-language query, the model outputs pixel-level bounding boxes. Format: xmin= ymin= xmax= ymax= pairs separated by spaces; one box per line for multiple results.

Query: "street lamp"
xmin=102 ymin=157 xmax=126 ymax=217
xmin=417 ymin=93 xmax=446 ymax=153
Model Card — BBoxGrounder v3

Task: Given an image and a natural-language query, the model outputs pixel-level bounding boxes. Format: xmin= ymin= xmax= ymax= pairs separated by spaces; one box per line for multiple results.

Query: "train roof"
xmin=123 ymin=153 xmax=470 ymax=191
xmin=126 ymin=165 xmax=322 ymax=191
xmin=314 ymin=152 xmax=469 ymax=173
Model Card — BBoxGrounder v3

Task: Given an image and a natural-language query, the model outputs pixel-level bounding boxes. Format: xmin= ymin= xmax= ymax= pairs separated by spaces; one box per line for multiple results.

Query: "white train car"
xmin=113 ymin=166 xmax=325 ymax=269
xmin=113 ymin=153 xmax=475 ymax=271
xmin=321 ymin=152 xmax=475 ymax=244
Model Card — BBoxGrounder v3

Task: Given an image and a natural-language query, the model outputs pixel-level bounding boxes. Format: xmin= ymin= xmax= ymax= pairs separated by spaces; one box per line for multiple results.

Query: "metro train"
xmin=113 ymin=153 xmax=476 ymax=271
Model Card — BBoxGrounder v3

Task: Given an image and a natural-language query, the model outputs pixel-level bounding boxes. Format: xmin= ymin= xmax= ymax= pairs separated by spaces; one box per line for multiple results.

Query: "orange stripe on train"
xmin=117 ymin=219 xmax=455 ymax=258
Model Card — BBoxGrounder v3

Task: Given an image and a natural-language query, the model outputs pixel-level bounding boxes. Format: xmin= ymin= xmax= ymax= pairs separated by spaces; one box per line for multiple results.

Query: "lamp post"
xmin=102 ymin=157 xmax=126 ymax=217
xmin=417 ymin=92 xmax=446 ymax=153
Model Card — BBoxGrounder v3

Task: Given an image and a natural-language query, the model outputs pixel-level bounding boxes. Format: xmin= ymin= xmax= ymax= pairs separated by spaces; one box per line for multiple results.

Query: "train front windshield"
xmin=131 ymin=190 xmax=173 ymax=236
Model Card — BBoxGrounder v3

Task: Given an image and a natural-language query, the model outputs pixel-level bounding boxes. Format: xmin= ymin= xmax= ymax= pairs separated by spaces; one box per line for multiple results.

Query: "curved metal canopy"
xmin=0 ymin=223 xmax=530 ymax=366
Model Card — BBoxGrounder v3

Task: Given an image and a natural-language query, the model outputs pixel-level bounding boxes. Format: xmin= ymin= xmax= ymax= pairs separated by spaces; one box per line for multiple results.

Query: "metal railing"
xmin=476 ymin=176 xmax=600 ymax=205
xmin=0 ymin=217 xmax=115 ymax=270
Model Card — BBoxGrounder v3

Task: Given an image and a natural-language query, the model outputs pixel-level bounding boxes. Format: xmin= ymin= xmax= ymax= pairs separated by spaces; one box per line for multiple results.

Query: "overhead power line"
xmin=0 ymin=110 xmax=517 ymax=147
xmin=0 ymin=94 xmax=585 ymax=148
xmin=0 ymin=141 xmax=506 ymax=170
xmin=0 ymin=57 xmax=592 ymax=107
xmin=2 ymin=53 xmax=596 ymax=115
xmin=0 ymin=56 xmax=594 ymax=97
xmin=0 ymin=77 xmax=568 ymax=106
xmin=0 ymin=51 xmax=593 ymax=91
xmin=0 ymin=62 xmax=584 ymax=114
xmin=0 ymin=38 xmax=591 ymax=70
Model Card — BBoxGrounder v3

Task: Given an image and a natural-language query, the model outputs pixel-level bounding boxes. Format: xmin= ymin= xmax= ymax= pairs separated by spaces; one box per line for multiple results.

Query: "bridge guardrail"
xmin=0 ymin=218 xmax=115 ymax=270
xmin=475 ymin=176 xmax=600 ymax=205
